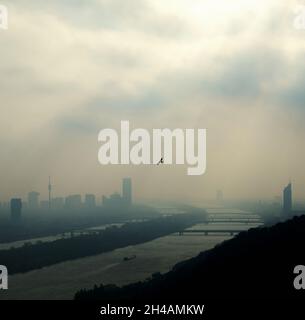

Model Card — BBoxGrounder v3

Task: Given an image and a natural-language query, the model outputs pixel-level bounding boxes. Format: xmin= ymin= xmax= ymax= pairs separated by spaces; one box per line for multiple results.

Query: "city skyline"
xmin=1 ymin=178 xmax=299 ymax=209
xmin=1 ymin=180 xmax=301 ymax=204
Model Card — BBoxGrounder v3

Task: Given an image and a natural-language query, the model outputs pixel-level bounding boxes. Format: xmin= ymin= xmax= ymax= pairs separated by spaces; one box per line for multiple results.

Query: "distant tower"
xmin=216 ymin=190 xmax=223 ymax=203
xmin=122 ymin=178 xmax=132 ymax=206
xmin=283 ymin=182 xmax=292 ymax=215
xmin=48 ymin=176 xmax=52 ymax=209
xmin=10 ymin=198 xmax=22 ymax=221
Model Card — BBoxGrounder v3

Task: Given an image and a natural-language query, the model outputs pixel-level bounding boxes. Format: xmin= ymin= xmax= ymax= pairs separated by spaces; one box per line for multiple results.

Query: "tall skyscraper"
xmin=48 ymin=176 xmax=52 ymax=209
xmin=10 ymin=198 xmax=22 ymax=221
xmin=283 ymin=182 xmax=292 ymax=215
xmin=122 ymin=178 xmax=132 ymax=206
xmin=28 ymin=191 xmax=40 ymax=209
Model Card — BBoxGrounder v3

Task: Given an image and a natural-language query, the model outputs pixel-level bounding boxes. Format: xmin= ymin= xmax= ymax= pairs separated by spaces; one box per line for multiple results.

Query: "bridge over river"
xmin=179 ymin=207 xmax=263 ymax=236
xmin=178 ymin=228 xmax=252 ymax=236
xmin=69 ymin=207 xmax=264 ymax=238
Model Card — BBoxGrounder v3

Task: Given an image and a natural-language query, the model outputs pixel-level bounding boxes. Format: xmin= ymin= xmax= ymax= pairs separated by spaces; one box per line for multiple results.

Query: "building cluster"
xmin=8 ymin=178 xmax=132 ymax=221
xmin=102 ymin=178 xmax=132 ymax=208
xmin=4 ymin=179 xmax=297 ymax=222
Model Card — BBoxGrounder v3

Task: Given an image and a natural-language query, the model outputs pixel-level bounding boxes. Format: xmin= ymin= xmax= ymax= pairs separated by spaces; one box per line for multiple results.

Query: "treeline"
xmin=0 ymin=205 xmax=160 ymax=243
xmin=75 ymin=215 xmax=305 ymax=300
xmin=0 ymin=211 xmax=206 ymax=274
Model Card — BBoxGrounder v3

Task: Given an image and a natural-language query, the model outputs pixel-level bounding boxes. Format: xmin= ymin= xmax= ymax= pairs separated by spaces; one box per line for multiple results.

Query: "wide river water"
xmin=0 ymin=207 xmax=261 ymax=300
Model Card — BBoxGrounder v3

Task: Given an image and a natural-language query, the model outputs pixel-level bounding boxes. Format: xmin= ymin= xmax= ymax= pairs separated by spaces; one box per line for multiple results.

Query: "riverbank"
xmin=0 ymin=212 xmax=206 ymax=274
xmin=0 ymin=205 xmax=160 ymax=244
xmin=0 ymin=231 xmax=229 ymax=300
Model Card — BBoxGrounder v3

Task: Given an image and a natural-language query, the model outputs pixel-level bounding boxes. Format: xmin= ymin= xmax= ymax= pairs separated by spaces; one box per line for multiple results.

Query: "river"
xmin=0 ymin=207 xmax=262 ymax=300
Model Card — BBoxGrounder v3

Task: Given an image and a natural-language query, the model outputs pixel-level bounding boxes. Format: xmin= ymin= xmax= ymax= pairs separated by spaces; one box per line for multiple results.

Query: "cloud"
xmin=1 ymin=0 xmax=305 ymax=201
xmin=12 ymin=0 xmax=191 ymax=37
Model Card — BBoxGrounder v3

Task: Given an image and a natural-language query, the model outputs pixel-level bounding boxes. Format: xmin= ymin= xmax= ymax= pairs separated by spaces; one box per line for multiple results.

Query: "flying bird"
xmin=157 ymin=158 xmax=164 ymax=165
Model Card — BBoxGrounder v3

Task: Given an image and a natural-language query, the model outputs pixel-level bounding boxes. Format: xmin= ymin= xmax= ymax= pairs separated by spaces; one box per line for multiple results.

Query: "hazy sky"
xmin=1 ymin=0 xmax=305 ymax=202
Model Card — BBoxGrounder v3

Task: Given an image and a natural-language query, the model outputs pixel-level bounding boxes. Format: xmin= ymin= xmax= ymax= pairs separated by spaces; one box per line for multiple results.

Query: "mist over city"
xmin=1 ymin=0 xmax=305 ymax=203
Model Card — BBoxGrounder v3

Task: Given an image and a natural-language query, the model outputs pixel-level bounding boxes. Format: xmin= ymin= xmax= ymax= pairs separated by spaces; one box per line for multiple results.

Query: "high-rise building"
xmin=10 ymin=198 xmax=22 ymax=221
xmin=102 ymin=193 xmax=124 ymax=207
xmin=283 ymin=183 xmax=292 ymax=215
xmin=51 ymin=197 xmax=64 ymax=209
xmin=65 ymin=195 xmax=82 ymax=209
xmin=48 ymin=176 xmax=52 ymax=209
xmin=28 ymin=191 xmax=40 ymax=209
xmin=85 ymin=194 xmax=96 ymax=208
xmin=122 ymin=178 xmax=132 ymax=206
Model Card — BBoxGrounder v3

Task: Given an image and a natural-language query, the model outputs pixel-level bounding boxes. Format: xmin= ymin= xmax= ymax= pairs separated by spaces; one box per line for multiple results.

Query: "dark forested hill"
xmin=75 ymin=215 xmax=305 ymax=300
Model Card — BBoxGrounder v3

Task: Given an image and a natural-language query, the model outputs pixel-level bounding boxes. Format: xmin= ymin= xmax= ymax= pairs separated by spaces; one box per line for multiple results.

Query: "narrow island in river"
xmin=0 ymin=209 xmax=206 ymax=275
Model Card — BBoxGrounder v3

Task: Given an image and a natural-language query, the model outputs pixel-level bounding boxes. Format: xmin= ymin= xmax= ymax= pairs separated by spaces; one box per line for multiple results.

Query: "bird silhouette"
xmin=157 ymin=158 xmax=164 ymax=165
